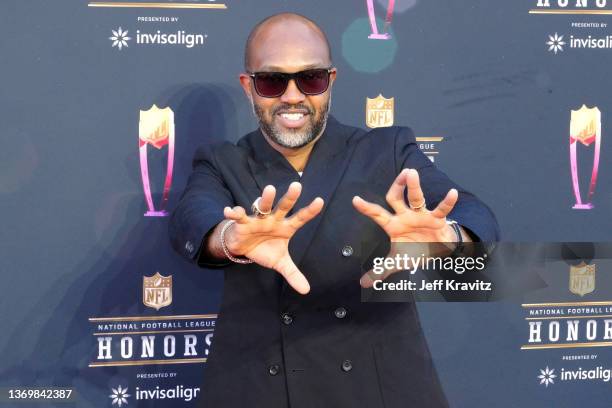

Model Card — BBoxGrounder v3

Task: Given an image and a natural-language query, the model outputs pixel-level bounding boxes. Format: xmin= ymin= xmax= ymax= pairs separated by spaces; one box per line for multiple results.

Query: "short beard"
xmin=252 ymin=98 xmax=330 ymax=149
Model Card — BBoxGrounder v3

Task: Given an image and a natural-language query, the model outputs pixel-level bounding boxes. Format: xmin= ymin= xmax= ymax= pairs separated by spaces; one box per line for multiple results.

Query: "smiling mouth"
xmin=275 ymin=109 xmax=310 ymax=128
xmin=279 ymin=112 xmax=306 ymax=121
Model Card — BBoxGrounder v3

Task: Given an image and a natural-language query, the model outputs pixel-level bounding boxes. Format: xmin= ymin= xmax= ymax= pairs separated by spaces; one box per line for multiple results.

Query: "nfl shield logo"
xmin=569 ymin=262 xmax=596 ymax=297
xmin=366 ymin=94 xmax=394 ymax=128
xmin=143 ymin=272 xmax=173 ymax=310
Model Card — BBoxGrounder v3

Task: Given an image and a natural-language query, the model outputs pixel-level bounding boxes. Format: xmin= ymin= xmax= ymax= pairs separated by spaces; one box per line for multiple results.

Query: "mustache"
xmin=272 ymin=104 xmax=315 ymax=116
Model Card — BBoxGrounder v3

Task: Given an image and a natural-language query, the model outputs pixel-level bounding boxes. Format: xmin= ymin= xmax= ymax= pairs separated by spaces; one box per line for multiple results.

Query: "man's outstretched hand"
xmin=222 ymin=182 xmax=324 ymax=295
xmin=352 ymin=168 xmax=461 ymax=287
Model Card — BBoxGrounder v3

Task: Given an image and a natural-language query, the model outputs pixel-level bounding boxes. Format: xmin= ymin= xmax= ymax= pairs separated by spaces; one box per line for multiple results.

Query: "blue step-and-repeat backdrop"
xmin=1 ymin=0 xmax=612 ymax=406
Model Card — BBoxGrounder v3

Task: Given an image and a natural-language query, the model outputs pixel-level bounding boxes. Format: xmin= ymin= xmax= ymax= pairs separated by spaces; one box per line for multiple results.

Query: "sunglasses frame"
xmin=247 ymin=67 xmax=335 ymax=98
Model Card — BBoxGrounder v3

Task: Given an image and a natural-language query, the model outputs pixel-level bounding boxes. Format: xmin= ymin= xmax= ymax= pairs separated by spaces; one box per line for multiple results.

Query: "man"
xmin=170 ymin=12 xmax=499 ymax=408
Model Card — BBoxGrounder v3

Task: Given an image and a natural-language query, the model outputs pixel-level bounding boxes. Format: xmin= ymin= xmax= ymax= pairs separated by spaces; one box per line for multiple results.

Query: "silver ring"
xmin=251 ymin=197 xmax=271 ymax=218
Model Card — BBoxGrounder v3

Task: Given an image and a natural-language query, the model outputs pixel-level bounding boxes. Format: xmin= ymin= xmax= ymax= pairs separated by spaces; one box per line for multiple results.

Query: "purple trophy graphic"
xmin=569 ymin=105 xmax=601 ymax=210
xmin=366 ymin=0 xmax=395 ymax=39
xmin=139 ymin=105 xmax=175 ymax=217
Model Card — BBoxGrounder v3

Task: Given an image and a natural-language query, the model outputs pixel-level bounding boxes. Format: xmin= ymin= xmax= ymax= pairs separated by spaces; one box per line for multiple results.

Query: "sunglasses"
xmin=248 ymin=68 xmax=334 ymax=98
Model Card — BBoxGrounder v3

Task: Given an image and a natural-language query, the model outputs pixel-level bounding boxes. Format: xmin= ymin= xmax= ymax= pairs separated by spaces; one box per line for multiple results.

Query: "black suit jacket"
xmin=169 ymin=117 xmax=499 ymax=408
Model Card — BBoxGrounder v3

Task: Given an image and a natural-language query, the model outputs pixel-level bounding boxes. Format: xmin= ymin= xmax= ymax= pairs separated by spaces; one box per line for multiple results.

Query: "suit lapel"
xmin=244 ymin=129 xmax=300 ymax=206
xmin=243 ymin=117 xmax=361 ymax=292
xmin=288 ymin=117 xmax=357 ymax=267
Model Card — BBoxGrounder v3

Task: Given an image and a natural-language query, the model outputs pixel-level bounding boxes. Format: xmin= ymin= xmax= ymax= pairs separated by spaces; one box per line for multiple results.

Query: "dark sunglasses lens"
xmin=254 ymin=73 xmax=287 ymax=97
xmin=296 ymin=69 xmax=329 ymax=94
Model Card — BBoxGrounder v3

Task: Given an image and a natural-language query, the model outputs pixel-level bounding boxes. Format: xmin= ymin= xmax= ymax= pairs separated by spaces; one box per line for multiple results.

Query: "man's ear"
xmin=239 ymin=73 xmax=253 ymax=99
xmin=328 ymin=68 xmax=338 ymax=88
xmin=329 ymin=67 xmax=338 ymax=83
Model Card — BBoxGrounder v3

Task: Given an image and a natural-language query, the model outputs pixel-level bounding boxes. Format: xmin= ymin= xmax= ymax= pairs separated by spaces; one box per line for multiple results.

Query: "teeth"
xmin=280 ymin=113 xmax=304 ymax=121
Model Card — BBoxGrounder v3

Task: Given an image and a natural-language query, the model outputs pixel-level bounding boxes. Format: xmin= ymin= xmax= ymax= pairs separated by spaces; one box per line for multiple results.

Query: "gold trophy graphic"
xmin=569 ymin=105 xmax=601 ymax=210
xmin=139 ymin=105 xmax=175 ymax=217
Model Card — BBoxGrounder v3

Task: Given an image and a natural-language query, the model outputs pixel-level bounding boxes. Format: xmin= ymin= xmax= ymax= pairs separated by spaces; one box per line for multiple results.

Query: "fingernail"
xmin=360 ymin=275 xmax=372 ymax=287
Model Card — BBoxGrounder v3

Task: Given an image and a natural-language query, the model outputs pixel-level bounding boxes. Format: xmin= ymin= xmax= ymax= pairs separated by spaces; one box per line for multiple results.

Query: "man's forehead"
xmin=254 ymin=48 xmax=328 ymax=73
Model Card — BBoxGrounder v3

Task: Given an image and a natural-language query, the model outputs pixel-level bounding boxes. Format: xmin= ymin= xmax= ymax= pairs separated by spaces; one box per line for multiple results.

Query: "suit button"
xmin=280 ymin=313 xmax=293 ymax=325
xmin=269 ymin=364 xmax=280 ymax=376
xmin=341 ymin=245 xmax=353 ymax=257
xmin=334 ymin=307 xmax=347 ymax=319
xmin=185 ymin=241 xmax=195 ymax=253
xmin=341 ymin=360 xmax=353 ymax=372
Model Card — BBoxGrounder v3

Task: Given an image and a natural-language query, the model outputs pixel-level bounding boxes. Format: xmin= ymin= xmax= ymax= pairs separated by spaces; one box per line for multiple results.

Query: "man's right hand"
xmin=220 ymin=182 xmax=323 ymax=295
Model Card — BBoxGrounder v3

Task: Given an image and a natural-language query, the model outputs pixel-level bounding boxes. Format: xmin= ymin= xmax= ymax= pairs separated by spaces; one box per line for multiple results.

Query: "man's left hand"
xmin=352 ymin=168 xmax=460 ymax=287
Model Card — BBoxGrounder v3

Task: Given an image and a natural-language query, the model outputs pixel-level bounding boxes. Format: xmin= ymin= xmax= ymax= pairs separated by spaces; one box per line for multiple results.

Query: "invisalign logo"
xmin=135 ymin=30 xmax=206 ymax=48
xmin=108 ymin=28 xmax=207 ymax=50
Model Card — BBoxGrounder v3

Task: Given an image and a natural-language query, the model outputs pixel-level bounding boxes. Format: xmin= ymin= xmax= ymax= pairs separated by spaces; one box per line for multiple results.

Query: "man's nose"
xmin=280 ymin=79 xmax=306 ymax=104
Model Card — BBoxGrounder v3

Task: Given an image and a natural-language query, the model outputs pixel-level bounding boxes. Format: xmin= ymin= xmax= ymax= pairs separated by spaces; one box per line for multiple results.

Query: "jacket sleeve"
xmin=394 ymin=127 xmax=500 ymax=242
xmin=169 ymin=143 xmax=235 ymax=266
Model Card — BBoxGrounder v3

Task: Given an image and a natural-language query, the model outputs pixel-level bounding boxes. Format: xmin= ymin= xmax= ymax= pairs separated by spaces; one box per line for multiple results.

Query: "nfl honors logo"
xmin=569 ymin=262 xmax=596 ymax=297
xmin=366 ymin=94 xmax=394 ymax=128
xmin=143 ymin=272 xmax=173 ymax=310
